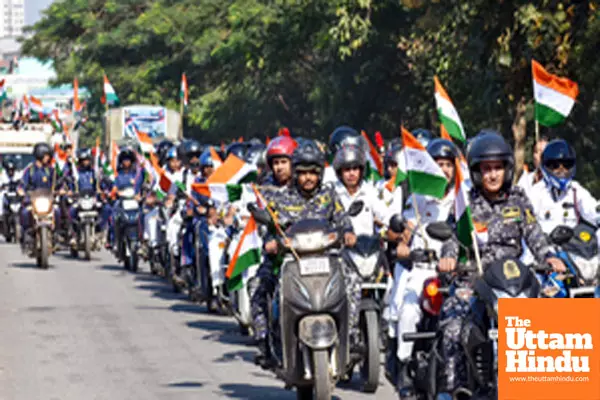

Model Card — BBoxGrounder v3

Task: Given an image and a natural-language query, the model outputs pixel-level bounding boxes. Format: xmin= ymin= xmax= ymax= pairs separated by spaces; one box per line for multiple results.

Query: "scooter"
xmin=341 ymin=234 xmax=389 ymax=393
xmin=250 ymin=200 xmax=364 ymax=400
xmin=114 ymin=187 xmax=141 ymax=272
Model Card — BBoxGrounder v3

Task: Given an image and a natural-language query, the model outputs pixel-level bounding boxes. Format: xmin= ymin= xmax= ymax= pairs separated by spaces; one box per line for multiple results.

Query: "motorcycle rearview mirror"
xmin=425 ymin=222 xmax=454 ymax=242
xmin=247 ymin=203 xmax=272 ymax=225
xmin=550 ymin=225 xmax=574 ymax=246
xmin=347 ymin=200 xmax=364 ymax=217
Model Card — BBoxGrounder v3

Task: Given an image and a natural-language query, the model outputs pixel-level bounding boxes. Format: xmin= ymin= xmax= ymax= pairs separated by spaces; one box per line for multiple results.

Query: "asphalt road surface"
xmin=0 ymin=242 xmax=397 ymax=400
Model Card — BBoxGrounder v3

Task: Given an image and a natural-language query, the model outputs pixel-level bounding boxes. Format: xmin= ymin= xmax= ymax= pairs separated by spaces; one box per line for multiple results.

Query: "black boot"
xmin=384 ymin=336 xmax=398 ymax=386
xmin=254 ymin=339 xmax=276 ymax=370
xmin=397 ymin=361 xmax=415 ymax=399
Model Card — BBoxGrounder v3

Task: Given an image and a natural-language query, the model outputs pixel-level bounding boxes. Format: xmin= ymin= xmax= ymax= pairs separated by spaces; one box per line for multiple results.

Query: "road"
xmin=0 ymin=242 xmax=397 ymax=400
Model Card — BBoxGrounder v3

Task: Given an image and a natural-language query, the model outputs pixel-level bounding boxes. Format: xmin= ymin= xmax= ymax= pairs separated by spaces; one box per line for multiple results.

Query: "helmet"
xmin=199 ymin=149 xmax=214 ymax=168
xmin=245 ymin=144 xmax=267 ymax=166
xmin=2 ymin=159 xmax=15 ymax=171
xmin=266 ymin=136 xmax=297 ymax=167
xmin=183 ymin=140 xmax=203 ymax=162
xmin=333 ymin=144 xmax=366 ymax=180
xmin=292 ymin=140 xmax=326 ymax=175
xmin=412 ymin=128 xmax=433 ymax=148
xmin=165 ymin=146 xmax=178 ymax=162
xmin=225 ymin=143 xmax=247 ymax=160
xmin=33 ymin=143 xmax=52 ymax=161
xmin=384 ymin=144 xmax=403 ymax=178
xmin=467 ymin=131 xmax=514 ymax=191
xmin=427 ymin=139 xmax=458 ymax=161
xmin=156 ymin=139 xmax=174 ymax=164
xmin=248 ymin=137 xmax=263 ymax=146
xmin=540 ymin=139 xmax=576 ymax=192
xmin=329 ymin=126 xmax=362 ymax=157
xmin=77 ymin=148 xmax=92 ymax=162
xmin=117 ymin=146 xmax=136 ymax=168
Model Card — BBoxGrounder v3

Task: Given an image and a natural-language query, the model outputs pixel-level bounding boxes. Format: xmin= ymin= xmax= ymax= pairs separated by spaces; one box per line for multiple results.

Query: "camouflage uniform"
xmin=437 ymin=186 xmax=555 ymax=393
xmin=251 ymin=182 xmax=354 ymax=341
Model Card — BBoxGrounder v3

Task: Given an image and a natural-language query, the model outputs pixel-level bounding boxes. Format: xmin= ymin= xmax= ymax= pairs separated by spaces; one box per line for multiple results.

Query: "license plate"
xmin=299 ymin=257 xmax=330 ymax=276
xmin=488 ymin=328 xmax=498 ymax=340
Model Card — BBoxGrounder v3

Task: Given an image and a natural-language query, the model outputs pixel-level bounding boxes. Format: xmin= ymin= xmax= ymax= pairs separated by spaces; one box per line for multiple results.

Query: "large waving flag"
xmin=434 ymin=76 xmax=466 ymax=144
xmin=191 ymin=183 xmax=243 ymax=204
xmin=361 ymin=131 xmax=383 ymax=182
xmin=103 ymin=75 xmax=120 ymax=106
xmin=454 ymin=156 xmax=474 ymax=262
xmin=29 ymin=95 xmax=44 ymax=119
xmin=226 ymin=216 xmax=262 ymax=291
xmin=209 ymin=147 xmax=223 ymax=170
xmin=402 ymin=127 xmax=448 ymax=198
xmin=532 ymin=59 xmax=579 ymax=127
xmin=208 ymin=154 xmax=257 ymax=184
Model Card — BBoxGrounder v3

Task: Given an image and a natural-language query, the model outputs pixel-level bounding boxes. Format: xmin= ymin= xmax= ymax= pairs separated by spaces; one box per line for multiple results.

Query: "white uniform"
xmin=517 ymin=169 xmax=538 ymax=201
xmin=334 ymin=180 xmax=390 ymax=236
xmin=322 ymin=165 xmax=337 ymax=185
xmin=390 ymin=191 xmax=454 ymax=361
xmin=165 ymin=168 xmax=185 ymax=254
xmin=529 ymin=180 xmax=598 ymax=237
xmin=376 ymin=179 xmax=404 ymax=216
xmin=0 ymin=170 xmax=22 ymax=217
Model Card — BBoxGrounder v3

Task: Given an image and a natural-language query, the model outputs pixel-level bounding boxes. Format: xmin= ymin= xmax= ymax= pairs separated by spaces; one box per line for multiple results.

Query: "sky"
xmin=25 ymin=0 xmax=55 ymax=26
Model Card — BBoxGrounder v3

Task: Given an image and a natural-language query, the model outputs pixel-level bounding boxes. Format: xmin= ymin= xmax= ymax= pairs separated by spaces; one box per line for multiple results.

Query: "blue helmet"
xmin=199 ymin=149 xmax=214 ymax=168
xmin=165 ymin=146 xmax=178 ymax=162
xmin=540 ymin=139 xmax=576 ymax=192
xmin=412 ymin=128 xmax=434 ymax=148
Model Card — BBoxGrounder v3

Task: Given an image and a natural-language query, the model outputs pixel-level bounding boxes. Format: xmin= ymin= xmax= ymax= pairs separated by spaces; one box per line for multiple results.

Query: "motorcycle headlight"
xmin=79 ymin=198 xmax=95 ymax=210
xmin=570 ymin=253 xmax=599 ymax=282
xmin=291 ymin=231 xmax=337 ymax=253
xmin=118 ymin=187 xmax=136 ymax=198
xmin=10 ymin=203 xmax=20 ymax=212
xmin=33 ymin=197 xmax=52 ymax=214
xmin=349 ymin=252 xmax=379 ymax=278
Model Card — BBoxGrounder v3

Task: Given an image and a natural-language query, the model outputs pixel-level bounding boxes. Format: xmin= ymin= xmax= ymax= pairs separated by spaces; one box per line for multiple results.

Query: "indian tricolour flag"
xmin=103 ymin=75 xmax=120 ymax=106
xmin=149 ymin=153 xmax=186 ymax=199
xmin=434 ymin=76 xmax=466 ymax=144
xmin=225 ymin=216 xmax=262 ymax=292
xmin=0 ymin=79 xmax=7 ymax=103
xmin=453 ymin=157 xmax=474 ymax=262
xmin=53 ymin=143 xmax=68 ymax=175
xmin=208 ymin=154 xmax=257 ymax=184
xmin=29 ymin=95 xmax=45 ymax=119
xmin=137 ymin=131 xmax=155 ymax=154
xmin=402 ymin=127 xmax=448 ymax=198
xmin=180 ymin=73 xmax=188 ymax=110
xmin=532 ymin=59 xmax=579 ymax=127
xmin=361 ymin=131 xmax=383 ymax=182
xmin=209 ymin=147 xmax=223 ymax=169
xmin=191 ymin=183 xmax=243 ymax=204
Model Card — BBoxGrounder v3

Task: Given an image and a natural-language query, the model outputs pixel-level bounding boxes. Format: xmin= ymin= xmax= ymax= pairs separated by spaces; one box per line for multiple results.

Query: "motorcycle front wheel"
xmin=312 ymin=349 xmax=332 ymax=400
xmin=83 ymin=223 xmax=92 ymax=260
xmin=360 ymin=310 xmax=380 ymax=393
xmin=37 ymin=226 xmax=49 ymax=269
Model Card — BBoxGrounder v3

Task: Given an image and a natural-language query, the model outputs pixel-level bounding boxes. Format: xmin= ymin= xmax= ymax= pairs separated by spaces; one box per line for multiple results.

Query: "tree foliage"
xmin=22 ymin=0 xmax=600 ymax=194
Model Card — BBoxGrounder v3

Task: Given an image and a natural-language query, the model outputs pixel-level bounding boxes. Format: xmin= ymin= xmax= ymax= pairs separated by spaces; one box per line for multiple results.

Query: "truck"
xmin=0 ymin=123 xmax=53 ymax=169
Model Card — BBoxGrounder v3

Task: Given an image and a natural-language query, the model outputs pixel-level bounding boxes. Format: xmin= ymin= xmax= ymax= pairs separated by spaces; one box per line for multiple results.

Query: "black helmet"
xmin=328 ymin=126 xmax=361 ymax=157
xmin=117 ymin=146 xmax=136 ymax=168
xmin=2 ymin=159 xmax=15 ymax=171
xmin=33 ymin=143 xmax=52 ymax=161
xmin=225 ymin=143 xmax=247 ymax=160
xmin=412 ymin=128 xmax=434 ymax=147
xmin=183 ymin=140 xmax=203 ymax=163
xmin=384 ymin=144 xmax=403 ymax=179
xmin=333 ymin=144 xmax=366 ymax=180
xmin=156 ymin=139 xmax=174 ymax=165
xmin=467 ymin=131 xmax=514 ymax=190
xmin=245 ymin=144 xmax=267 ymax=166
xmin=77 ymin=148 xmax=92 ymax=162
xmin=292 ymin=140 xmax=326 ymax=173
xmin=540 ymin=139 xmax=576 ymax=192
xmin=427 ymin=139 xmax=458 ymax=161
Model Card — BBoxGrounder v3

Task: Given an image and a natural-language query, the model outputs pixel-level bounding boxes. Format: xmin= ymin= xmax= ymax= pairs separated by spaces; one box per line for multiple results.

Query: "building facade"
xmin=0 ymin=0 xmax=25 ymax=38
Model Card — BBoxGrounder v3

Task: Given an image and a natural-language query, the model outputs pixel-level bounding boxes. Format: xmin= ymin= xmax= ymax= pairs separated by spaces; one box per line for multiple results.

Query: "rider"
xmin=517 ymin=136 xmax=548 ymax=199
xmin=378 ymin=143 xmax=406 ymax=211
xmin=388 ymin=138 xmax=458 ymax=396
xmin=332 ymin=143 xmax=390 ymax=351
xmin=325 ymin=126 xmax=365 ymax=184
xmin=0 ymin=159 xmax=22 ymax=234
xmin=529 ymin=139 xmax=598 ymax=234
xmin=436 ymin=132 xmax=566 ymax=398
xmin=17 ymin=143 xmax=59 ymax=249
xmin=251 ymin=140 xmax=357 ymax=366
xmin=107 ymin=146 xmax=144 ymax=251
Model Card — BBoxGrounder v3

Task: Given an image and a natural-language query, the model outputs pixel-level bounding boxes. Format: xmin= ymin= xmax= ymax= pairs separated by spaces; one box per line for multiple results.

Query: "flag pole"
xmin=105 ymin=101 xmax=110 ymax=153
xmin=410 ymin=193 xmax=429 ymax=250
xmin=179 ymin=98 xmax=184 ymax=140
xmin=534 ymin=119 xmax=540 ymax=144
xmin=470 ymin=230 xmax=483 ymax=275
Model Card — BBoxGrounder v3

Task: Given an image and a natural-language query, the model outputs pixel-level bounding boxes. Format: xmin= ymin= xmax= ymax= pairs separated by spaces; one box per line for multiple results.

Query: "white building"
xmin=0 ymin=0 xmax=25 ymax=38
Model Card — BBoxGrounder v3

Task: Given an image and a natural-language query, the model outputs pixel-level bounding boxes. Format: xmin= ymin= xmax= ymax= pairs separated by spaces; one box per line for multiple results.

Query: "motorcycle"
xmin=71 ymin=191 xmax=101 ymax=260
xmin=143 ymin=203 xmax=168 ymax=276
xmin=28 ymin=189 xmax=55 ymax=269
xmin=543 ymin=222 xmax=599 ymax=298
xmin=114 ymin=187 xmax=141 ymax=272
xmin=341 ymin=234 xmax=389 ymax=393
xmin=250 ymin=200 xmax=363 ymax=400
xmin=3 ymin=183 xmax=22 ymax=243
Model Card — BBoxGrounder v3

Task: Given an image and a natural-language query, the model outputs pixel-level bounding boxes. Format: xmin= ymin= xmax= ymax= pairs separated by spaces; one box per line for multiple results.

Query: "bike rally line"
xmin=0 ymin=243 xmax=396 ymax=399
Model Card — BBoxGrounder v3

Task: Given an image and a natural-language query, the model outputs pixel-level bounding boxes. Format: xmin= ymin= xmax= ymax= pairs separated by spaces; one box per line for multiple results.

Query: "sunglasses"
xmin=546 ymin=160 xmax=574 ymax=170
